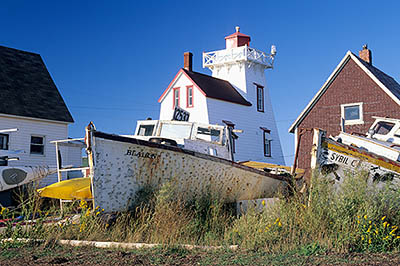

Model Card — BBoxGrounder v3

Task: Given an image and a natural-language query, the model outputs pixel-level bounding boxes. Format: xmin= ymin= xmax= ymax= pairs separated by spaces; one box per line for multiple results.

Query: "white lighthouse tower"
xmin=202 ymin=27 xmax=284 ymax=164
xmin=158 ymin=27 xmax=284 ymax=164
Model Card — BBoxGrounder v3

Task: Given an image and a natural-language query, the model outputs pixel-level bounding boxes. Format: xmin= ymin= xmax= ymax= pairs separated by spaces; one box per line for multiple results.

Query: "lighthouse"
xmin=159 ymin=27 xmax=284 ymax=164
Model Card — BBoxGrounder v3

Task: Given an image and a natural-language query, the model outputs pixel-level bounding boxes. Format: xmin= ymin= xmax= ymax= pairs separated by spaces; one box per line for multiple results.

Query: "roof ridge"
xmin=351 ymin=52 xmax=399 ymax=82
xmin=181 ymin=68 xmax=231 ymax=83
xmin=0 ymin=45 xmax=40 ymax=56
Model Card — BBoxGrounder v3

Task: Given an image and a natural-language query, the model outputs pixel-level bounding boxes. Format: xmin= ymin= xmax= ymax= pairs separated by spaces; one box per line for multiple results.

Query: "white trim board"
xmin=0 ymin=113 xmax=71 ymax=125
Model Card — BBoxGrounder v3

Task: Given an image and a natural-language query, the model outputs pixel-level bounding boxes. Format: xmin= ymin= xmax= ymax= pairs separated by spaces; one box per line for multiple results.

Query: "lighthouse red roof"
xmin=225 ymin=26 xmax=250 ymax=49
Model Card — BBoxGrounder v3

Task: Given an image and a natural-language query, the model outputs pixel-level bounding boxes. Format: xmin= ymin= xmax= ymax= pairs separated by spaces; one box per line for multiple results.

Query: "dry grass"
xmin=2 ymin=171 xmax=400 ymax=253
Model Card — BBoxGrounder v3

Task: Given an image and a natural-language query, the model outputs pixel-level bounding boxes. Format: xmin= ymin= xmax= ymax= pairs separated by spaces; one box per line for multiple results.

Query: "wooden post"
xmin=55 ymin=142 xmax=63 ymax=213
xmin=308 ymin=128 xmax=325 ymax=207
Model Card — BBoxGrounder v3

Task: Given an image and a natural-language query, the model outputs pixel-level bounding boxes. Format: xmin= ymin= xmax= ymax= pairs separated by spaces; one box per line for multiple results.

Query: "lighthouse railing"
xmin=203 ymin=46 xmax=274 ymax=68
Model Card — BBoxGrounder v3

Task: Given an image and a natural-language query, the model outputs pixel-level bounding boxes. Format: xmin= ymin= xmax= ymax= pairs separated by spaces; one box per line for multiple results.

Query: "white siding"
xmin=159 ymin=72 xmax=209 ymax=123
xmin=159 ymin=48 xmax=284 ymax=165
xmin=207 ymin=62 xmax=284 ymax=165
xmin=0 ymin=115 xmax=81 ymax=185
xmin=207 ymin=97 xmax=284 ymax=164
xmin=211 ymin=63 xmax=248 ymax=97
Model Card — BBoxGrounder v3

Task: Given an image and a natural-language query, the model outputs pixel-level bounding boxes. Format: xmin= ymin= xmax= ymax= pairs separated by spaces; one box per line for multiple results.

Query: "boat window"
xmin=196 ymin=127 xmax=221 ymax=143
xmin=373 ymin=122 xmax=395 ymax=135
xmin=160 ymin=123 xmax=192 ymax=139
xmin=394 ymin=128 xmax=400 ymax=138
xmin=208 ymin=147 xmax=218 ymax=156
xmin=138 ymin=125 xmax=155 ymax=136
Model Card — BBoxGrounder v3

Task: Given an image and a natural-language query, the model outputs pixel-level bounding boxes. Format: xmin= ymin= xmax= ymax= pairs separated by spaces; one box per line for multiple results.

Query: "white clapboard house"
xmin=158 ymin=27 xmax=284 ymax=164
xmin=0 ymin=45 xmax=82 ymax=186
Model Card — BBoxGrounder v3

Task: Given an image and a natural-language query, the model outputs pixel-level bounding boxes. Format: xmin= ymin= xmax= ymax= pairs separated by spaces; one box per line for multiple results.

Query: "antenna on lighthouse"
xmin=270 ymin=45 xmax=277 ymax=56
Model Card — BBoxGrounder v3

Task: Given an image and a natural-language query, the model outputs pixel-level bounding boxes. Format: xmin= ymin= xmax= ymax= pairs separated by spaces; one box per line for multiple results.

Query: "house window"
xmin=187 ymin=86 xmax=193 ymax=107
xmin=261 ymin=128 xmax=271 ymax=157
xmin=30 ymin=136 xmax=45 ymax=155
xmin=341 ymin=102 xmax=364 ymax=125
xmin=0 ymin=134 xmax=9 ymax=150
xmin=173 ymin=87 xmax=180 ymax=108
xmin=256 ymin=85 xmax=264 ymax=112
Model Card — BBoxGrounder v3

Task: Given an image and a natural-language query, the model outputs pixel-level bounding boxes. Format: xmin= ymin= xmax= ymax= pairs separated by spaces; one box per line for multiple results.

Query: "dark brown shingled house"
xmin=0 ymin=45 xmax=73 ymax=123
xmin=0 ymin=45 xmax=79 ymax=186
xmin=289 ymin=46 xmax=400 ymax=177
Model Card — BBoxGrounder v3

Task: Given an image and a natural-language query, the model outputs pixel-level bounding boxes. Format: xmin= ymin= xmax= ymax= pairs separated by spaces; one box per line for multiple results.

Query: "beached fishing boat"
xmin=311 ymin=117 xmax=400 ymax=184
xmin=85 ymin=120 xmax=288 ymax=213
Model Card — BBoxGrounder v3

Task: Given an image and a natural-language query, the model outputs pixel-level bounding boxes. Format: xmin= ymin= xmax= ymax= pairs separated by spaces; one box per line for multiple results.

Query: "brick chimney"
xmin=359 ymin=44 xmax=372 ymax=65
xmin=184 ymin=52 xmax=193 ymax=71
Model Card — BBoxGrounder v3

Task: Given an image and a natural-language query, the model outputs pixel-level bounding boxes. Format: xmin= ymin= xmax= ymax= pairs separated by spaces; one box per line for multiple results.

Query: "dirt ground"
xmin=1 ymin=243 xmax=400 ymax=265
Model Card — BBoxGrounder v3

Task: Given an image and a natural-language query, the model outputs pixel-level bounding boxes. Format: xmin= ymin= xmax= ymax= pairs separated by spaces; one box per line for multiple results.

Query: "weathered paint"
xmin=87 ymin=129 xmax=286 ymax=213
xmin=312 ymin=129 xmax=400 ymax=185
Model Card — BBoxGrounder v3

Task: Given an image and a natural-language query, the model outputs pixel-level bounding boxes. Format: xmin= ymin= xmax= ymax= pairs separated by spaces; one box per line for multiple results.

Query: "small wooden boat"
xmin=85 ymin=121 xmax=288 ymax=213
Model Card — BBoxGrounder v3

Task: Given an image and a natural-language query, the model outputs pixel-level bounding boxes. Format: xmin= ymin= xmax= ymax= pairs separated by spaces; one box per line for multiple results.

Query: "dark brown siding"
xmin=296 ymin=59 xmax=400 ymax=176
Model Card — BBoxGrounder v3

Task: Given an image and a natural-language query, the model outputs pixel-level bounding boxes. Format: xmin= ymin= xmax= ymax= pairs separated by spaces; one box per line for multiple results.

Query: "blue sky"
xmin=1 ymin=0 xmax=399 ymax=165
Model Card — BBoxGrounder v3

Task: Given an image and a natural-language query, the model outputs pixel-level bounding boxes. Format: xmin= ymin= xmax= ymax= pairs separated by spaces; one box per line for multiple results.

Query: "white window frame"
xmin=173 ymin=87 xmax=180 ymax=108
xmin=186 ymin=86 xmax=193 ymax=108
xmin=341 ymin=102 xmax=364 ymax=125
xmin=30 ymin=135 xmax=45 ymax=156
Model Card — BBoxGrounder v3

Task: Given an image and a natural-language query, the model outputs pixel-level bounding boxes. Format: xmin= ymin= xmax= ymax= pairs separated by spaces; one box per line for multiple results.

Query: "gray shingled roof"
xmin=355 ymin=54 xmax=400 ymax=101
xmin=182 ymin=68 xmax=252 ymax=106
xmin=0 ymin=45 xmax=74 ymax=123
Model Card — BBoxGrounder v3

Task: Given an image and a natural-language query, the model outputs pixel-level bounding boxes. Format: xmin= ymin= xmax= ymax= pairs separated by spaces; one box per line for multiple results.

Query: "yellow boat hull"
xmin=37 ymin=177 xmax=92 ymax=200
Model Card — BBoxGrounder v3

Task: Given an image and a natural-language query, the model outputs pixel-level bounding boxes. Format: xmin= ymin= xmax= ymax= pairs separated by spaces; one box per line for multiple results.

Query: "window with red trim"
xmin=173 ymin=87 xmax=180 ymax=108
xmin=256 ymin=85 xmax=264 ymax=112
xmin=186 ymin=86 xmax=193 ymax=107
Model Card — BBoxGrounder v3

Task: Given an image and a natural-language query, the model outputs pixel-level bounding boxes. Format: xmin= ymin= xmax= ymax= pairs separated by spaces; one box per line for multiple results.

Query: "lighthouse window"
xmin=261 ymin=128 xmax=271 ymax=157
xmin=187 ymin=86 xmax=193 ymax=107
xmin=173 ymin=87 xmax=180 ymax=108
xmin=256 ymin=85 xmax=264 ymax=112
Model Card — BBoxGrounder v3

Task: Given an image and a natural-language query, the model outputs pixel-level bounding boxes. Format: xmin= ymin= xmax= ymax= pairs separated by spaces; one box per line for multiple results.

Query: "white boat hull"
xmin=88 ymin=131 xmax=287 ymax=213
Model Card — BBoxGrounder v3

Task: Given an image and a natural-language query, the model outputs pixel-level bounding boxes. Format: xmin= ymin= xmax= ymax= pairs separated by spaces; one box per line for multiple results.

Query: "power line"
xmin=69 ymin=106 xmax=159 ymax=111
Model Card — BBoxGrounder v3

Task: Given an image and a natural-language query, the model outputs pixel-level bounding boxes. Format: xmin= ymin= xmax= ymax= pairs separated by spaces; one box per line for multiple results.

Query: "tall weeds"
xmin=227 ymin=171 xmax=400 ymax=252
xmin=2 ymin=171 xmax=400 ymax=253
